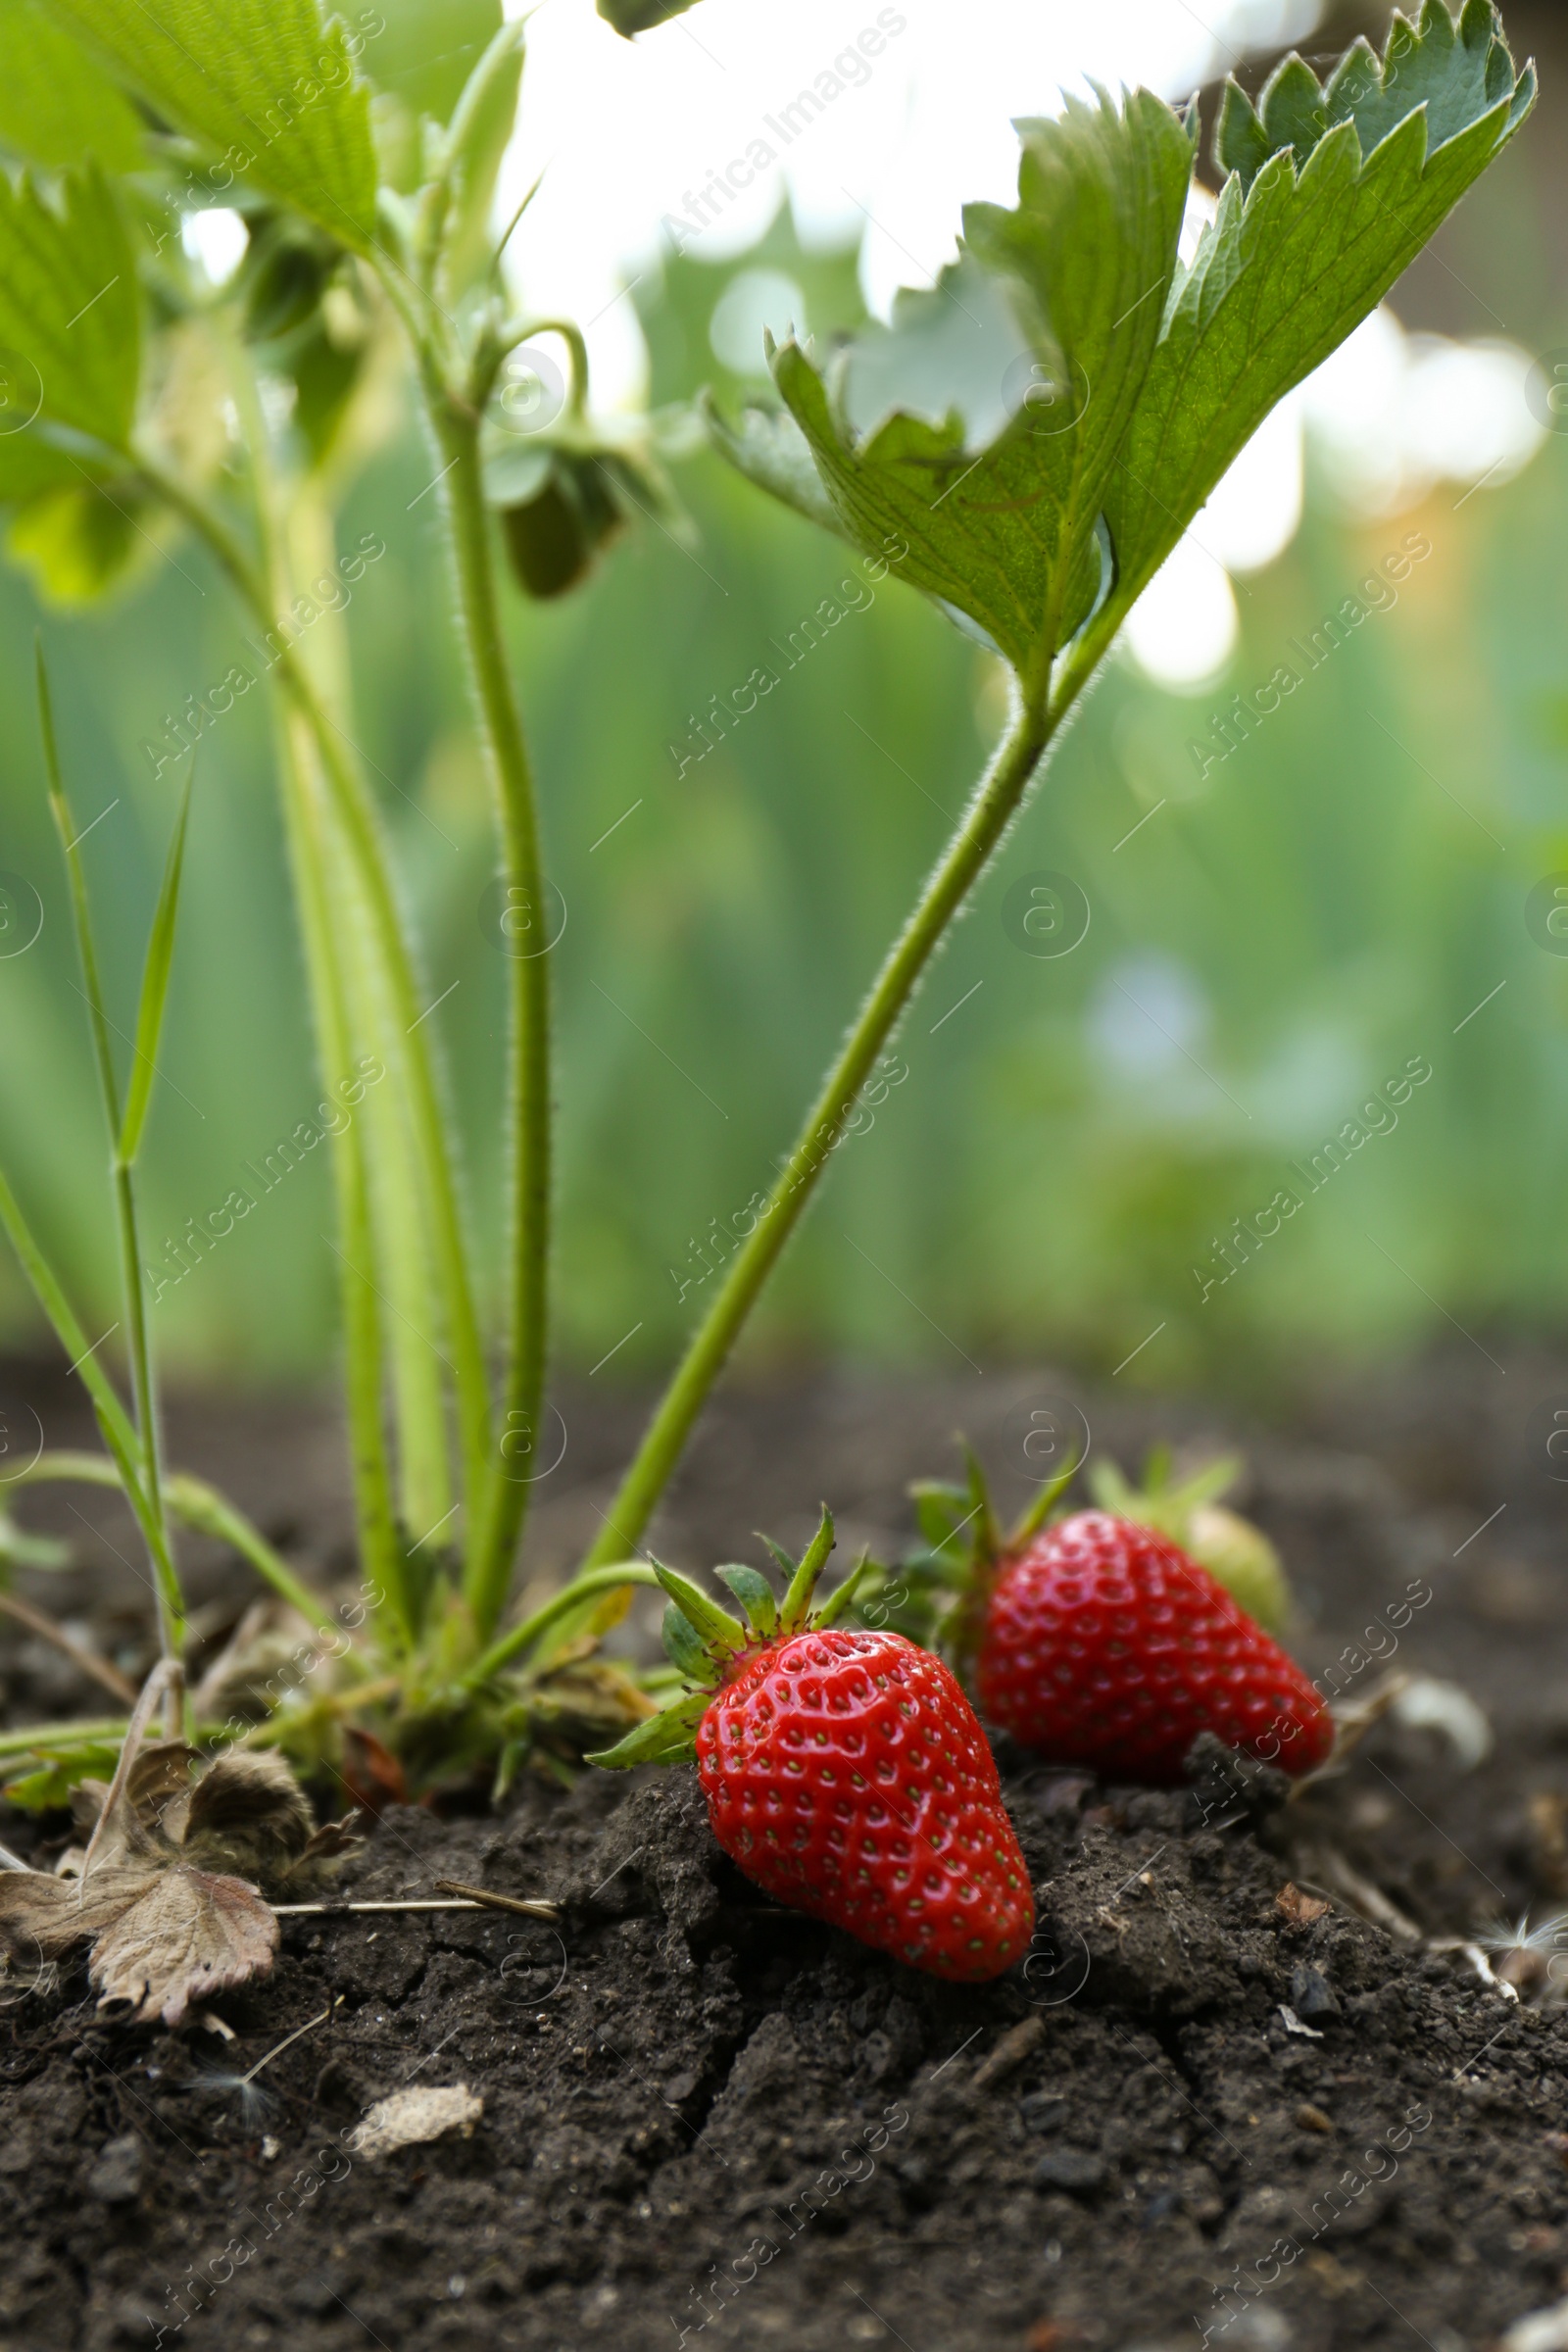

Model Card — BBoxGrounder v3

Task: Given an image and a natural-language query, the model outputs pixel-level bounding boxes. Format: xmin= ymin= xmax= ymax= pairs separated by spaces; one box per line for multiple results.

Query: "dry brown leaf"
xmin=347 ymin=2084 xmax=482 ymax=2159
xmin=88 ymin=1864 xmax=277 ymax=2026
xmin=294 ymin=1816 xmax=365 ymax=1873
xmin=0 ymin=1690 xmax=348 ymax=2026
xmin=0 ymin=1858 xmax=277 ymax=2025
xmin=183 ymin=1748 xmax=314 ymax=1880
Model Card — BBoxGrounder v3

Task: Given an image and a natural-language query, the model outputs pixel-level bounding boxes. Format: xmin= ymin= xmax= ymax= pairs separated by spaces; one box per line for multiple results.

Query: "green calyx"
xmin=587 ymin=1507 xmax=872 ymax=1769
xmin=1087 ymin=1449 xmax=1292 ymax=1634
xmin=849 ymin=1439 xmax=1295 ymax=1678
xmin=706 ymin=4 xmax=1533 ymax=690
xmin=850 ymin=1446 xmax=1080 ymax=1675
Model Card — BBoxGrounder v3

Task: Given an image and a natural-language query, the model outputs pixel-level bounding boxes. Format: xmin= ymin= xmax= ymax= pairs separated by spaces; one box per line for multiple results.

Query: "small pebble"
xmin=1290 ymin=1963 xmax=1340 ymax=2020
xmin=1021 ymin=2093 xmax=1068 ymax=2135
xmin=1295 ymin=2102 xmax=1334 ymax=2133
xmin=85 ymin=2135 xmax=142 ymax=2205
xmin=1033 ymin=2147 xmax=1105 ymax=2193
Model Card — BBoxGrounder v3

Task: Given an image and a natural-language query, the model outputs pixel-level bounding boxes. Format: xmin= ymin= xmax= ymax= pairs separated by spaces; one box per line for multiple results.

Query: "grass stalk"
xmin=16 ymin=1452 xmax=344 ymax=1656
xmin=34 ymin=664 xmax=183 ymax=1657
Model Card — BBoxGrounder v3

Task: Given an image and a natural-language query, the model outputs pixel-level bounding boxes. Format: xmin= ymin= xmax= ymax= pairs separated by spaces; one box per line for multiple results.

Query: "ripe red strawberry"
xmin=591 ymin=1511 xmax=1034 ymax=1982
xmin=976 ymin=1509 xmax=1331 ymax=1786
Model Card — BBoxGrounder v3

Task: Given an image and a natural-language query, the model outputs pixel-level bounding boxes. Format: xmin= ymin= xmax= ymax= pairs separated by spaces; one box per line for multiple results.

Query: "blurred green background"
xmin=2 ymin=0 xmax=1567 ymax=1401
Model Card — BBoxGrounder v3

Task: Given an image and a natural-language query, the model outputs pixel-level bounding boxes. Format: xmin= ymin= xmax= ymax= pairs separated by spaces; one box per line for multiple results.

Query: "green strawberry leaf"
xmin=587 ymin=1688 xmax=708 ymax=1770
xmin=0 ymin=0 xmax=142 ymax=170
xmin=0 ymin=167 xmax=139 ymax=449
xmin=1103 ymin=1 xmax=1534 ymax=612
xmin=711 ymin=7 xmax=1531 ymax=686
xmin=365 ymin=0 xmax=501 ymax=125
xmin=0 ymin=429 xmax=114 ymax=504
xmin=715 ymin=88 xmax=1192 ymax=676
xmin=39 ymin=0 xmax=380 ymax=254
xmin=699 ymin=396 xmax=842 ymax=540
xmin=7 ymin=476 xmax=153 ymax=602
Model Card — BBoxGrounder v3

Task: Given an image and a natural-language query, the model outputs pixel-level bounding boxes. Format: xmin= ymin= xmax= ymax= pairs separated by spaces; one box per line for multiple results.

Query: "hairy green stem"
xmin=464 ymin=1563 xmax=660 ymax=1690
xmin=199 ymin=368 xmax=408 ymax=1625
xmin=277 ymin=708 xmax=409 ymax=1632
xmin=0 ymin=1717 xmax=129 ymax=1758
xmin=134 ymin=447 xmax=493 ymax=1547
xmin=422 ymin=390 xmax=552 ymax=1640
xmin=580 ymin=689 xmax=1055 ymax=1571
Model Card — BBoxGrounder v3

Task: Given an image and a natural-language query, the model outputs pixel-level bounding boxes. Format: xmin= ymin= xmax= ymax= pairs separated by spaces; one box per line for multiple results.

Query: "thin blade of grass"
xmin=36 ymin=646 xmax=182 ymax=1661
xmin=119 ymin=761 xmax=193 ymax=1167
xmin=0 ymin=1165 xmax=183 ymax=1647
xmin=0 ymin=1168 xmax=141 ymax=1485
xmin=16 ymin=1447 xmax=335 ymax=1630
xmin=36 ymin=644 xmax=119 ymax=1135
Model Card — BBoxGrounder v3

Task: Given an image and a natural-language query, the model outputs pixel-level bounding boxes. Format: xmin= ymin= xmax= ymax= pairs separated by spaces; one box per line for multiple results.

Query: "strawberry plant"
xmin=0 ymin=1 xmax=1534 ymax=1816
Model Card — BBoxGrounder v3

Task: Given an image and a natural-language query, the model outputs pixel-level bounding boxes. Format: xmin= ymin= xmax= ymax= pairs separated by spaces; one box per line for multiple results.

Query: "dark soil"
xmin=3 ymin=1348 xmax=1568 ymax=2352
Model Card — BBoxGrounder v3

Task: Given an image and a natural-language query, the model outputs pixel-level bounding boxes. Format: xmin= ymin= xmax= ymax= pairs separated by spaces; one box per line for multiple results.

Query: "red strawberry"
xmin=591 ymin=1511 xmax=1034 ymax=1983
xmin=976 ymin=1509 xmax=1331 ymax=1786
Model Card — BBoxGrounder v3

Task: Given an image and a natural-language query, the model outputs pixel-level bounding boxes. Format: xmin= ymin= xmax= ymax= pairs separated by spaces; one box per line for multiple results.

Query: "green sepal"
xmin=911 ymin=1480 xmax=975 ymax=1559
xmin=485 ymin=421 xmax=679 ymax=602
xmin=778 ymin=1506 xmax=835 ymax=1632
xmin=715 ymin=1565 xmax=778 ymax=1638
xmin=652 ymin=1563 xmax=746 ymax=1658
xmin=813 ymin=1551 xmax=872 ymax=1629
xmin=961 ymin=1445 xmax=1001 ymax=1561
xmin=1008 ymin=1463 xmax=1081 ymax=1546
xmin=587 ymin=1688 xmax=707 ymax=1769
xmin=1086 ymin=1448 xmax=1291 ymax=1633
xmin=662 ymin=1600 xmax=713 ymax=1683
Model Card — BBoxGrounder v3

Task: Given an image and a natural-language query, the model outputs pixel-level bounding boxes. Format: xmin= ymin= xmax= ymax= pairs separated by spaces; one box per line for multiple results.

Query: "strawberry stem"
xmin=575 ymin=687 xmax=1056 ymax=1574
